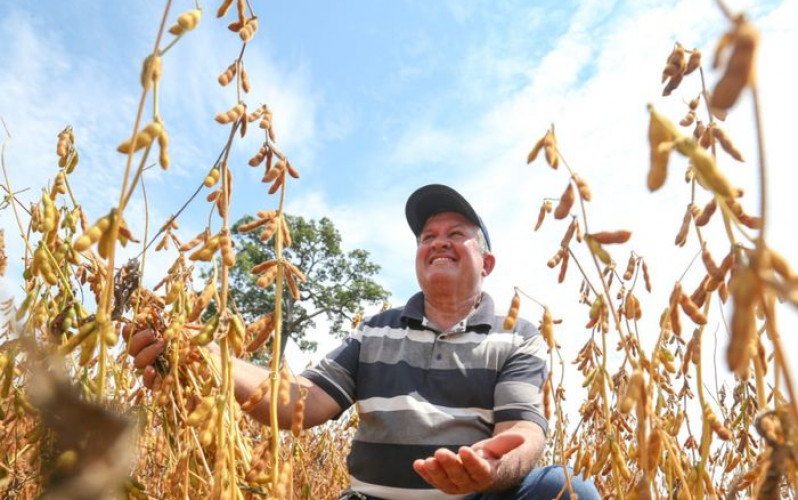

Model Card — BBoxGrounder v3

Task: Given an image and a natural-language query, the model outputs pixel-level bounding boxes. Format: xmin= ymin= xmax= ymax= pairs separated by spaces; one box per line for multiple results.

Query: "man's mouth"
xmin=430 ymin=256 xmax=456 ymax=264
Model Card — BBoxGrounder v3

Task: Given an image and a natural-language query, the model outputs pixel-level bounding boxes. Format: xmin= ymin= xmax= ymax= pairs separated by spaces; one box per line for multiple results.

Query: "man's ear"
xmin=482 ymin=253 xmax=496 ymax=277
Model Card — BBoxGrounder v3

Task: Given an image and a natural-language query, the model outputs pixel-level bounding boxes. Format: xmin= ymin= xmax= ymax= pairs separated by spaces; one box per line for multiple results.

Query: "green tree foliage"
xmin=222 ymin=214 xmax=389 ymax=352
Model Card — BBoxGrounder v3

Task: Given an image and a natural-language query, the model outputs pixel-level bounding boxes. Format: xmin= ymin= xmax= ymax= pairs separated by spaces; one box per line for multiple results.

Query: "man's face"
xmin=415 ymin=211 xmax=494 ymax=299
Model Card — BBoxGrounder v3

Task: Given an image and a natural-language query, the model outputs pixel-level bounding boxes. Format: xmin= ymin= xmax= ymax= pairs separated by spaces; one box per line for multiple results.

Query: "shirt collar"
xmin=401 ymin=291 xmax=495 ymax=332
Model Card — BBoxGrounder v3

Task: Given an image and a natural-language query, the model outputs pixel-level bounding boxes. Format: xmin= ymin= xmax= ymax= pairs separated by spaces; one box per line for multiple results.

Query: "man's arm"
xmin=129 ymin=329 xmax=342 ymax=430
xmin=412 ymin=420 xmax=545 ymax=494
xmin=212 ymin=343 xmax=342 ymax=428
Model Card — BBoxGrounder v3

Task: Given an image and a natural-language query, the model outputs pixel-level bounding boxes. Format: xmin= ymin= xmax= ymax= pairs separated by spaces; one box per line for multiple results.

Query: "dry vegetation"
xmin=0 ymin=1 xmax=796 ymax=499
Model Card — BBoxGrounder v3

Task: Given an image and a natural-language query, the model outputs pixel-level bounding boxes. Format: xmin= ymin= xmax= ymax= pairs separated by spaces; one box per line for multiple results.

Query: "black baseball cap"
xmin=405 ymin=184 xmax=491 ymax=250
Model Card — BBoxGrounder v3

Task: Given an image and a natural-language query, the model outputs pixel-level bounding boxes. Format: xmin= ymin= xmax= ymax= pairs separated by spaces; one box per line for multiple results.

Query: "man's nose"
xmin=430 ymin=236 xmax=452 ymax=249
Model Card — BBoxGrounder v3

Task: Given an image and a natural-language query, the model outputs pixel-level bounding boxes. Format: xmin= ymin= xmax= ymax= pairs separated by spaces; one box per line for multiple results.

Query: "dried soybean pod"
xmin=263 ymin=159 xmax=285 ymax=183
xmin=117 ymin=121 xmax=163 ymax=154
xmin=560 ymin=219 xmax=578 ymax=248
xmin=547 ymin=247 xmax=564 ymax=269
xmin=674 ymin=204 xmax=692 ymax=247
xmin=278 ymin=363 xmax=291 ymax=405
xmin=218 ymin=63 xmax=236 ymax=86
xmin=189 ymin=280 xmax=216 ymax=322
xmin=680 ymin=109 xmax=696 ymax=127
xmin=590 ymin=230 xmax=631 ymax=245
xmin=689 ymin=140 xmax=736 ymax=198
xmin=280 ymin=214 xmax=293 ymax=248
xmin=246 ymin=313 xmax=275 ymax=352
xmin=285 ymin=271 xmax=301 ymax=300
xmin=685 ymin=48 xmax=701 ymax=75
xmin=623 ymin=254 xmax=636 ymax=281
xmin=217 ymin=0 xmax=234 ymax=18
xmin=237 ymin=216 xmax=269 ymax=234
xmin=542 ymin=377 xmax=552 ymax=420
xmin=256 ymin=266 xmax=279 ymax=289
xmin=239 ymin=17 xmax=259 ymax=42
xmin=679 ymin=293 xmax=707 ymax=325
xmin=711 ymin=20 xmax=759 ymax=111
xmin=661 ymin=43 xmax=686 ymax=82
xmin=157 ymin=127 xmax=170 ymax=169
xmin=286 ymin=161 xmax=300 ymax=179
xmin=204 ymin=167 xmax=221 ymax=189
xmin=178 ymin=9 xmax=202 ymax=31
xmin=541 ymin=307 xmax=554 ymax=350
xmin=558 ymin=250 xmax=569 ymax=283
xmin=179 ymin=229 xmax=209 ymax=252
xmin=285 ymin=260 xmax=306 ymax=283
xmin=642 ymin=260 xmax=652 ymax=292
xmin=258 ymin=218 xmax=280 ymax=244
xmin=220 ymin=229 xmax=235 ymax=267
xmin=694 ymin=198 xmax=717 ymax=227
xmin=140 ymin=54 xmax=162 ymax=90
xmin=669 ymin=282 xmax=683 ymax=337
xmin=267 ymin=172 xmax=285 ymax=195
xmin=702 ymin=247 xmax=723 ymax=281
xmin=727 ymin=266 xmax=757 ymax=377
xmin=292 ymin=388 xmax=308 ymax=437
xmin=251 ymin=259 xmax=278 ymax=276
xmin=620 ymin=369 xmax=643 ymax=414
xmin=647 ymin=105 xmax=677 ymax=192
xmin=712 ymin=126 xmax=745 ymax=162
xmin=73 ymin=215 xmax=112 ymax=252
xmin=585 ymin=235 xmax=611 ymax=265
xmin=503 ymin=292 xmax=520 ymax=331
xmin=538 ymin=130 xmax=559 ymax=169
xmin=574 ymin=175 xmax=592 ymax=202
xmin=526 ymin=133 xmax=546 ymax=164
xmin=553 ymin=183 xmax=574 ymax=220
xmin=534 ymin=201 xmax=549 ymax=231
xmin=214 ymin=103 xmax=245 ymax=124
xmin=240 ymin=64 xmax=251 ymax=93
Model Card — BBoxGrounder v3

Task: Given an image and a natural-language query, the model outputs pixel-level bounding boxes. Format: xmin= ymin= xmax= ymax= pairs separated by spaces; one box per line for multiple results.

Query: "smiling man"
xmin=129 ymin=184 xmax=599 ymax=500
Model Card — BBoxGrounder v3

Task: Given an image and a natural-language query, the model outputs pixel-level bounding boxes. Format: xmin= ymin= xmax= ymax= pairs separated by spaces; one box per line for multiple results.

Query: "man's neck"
xmin=423 ymin=292 xmax=482 ymax=332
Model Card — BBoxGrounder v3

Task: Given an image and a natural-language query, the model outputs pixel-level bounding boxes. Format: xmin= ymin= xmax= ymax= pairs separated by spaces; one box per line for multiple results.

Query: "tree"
xmin=218 ymin=214 xmax=390 ymax=352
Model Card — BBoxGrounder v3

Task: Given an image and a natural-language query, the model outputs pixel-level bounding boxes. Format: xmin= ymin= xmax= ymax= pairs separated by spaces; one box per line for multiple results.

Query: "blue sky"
xmin=2 ymin=0 xmax=797 ymax=377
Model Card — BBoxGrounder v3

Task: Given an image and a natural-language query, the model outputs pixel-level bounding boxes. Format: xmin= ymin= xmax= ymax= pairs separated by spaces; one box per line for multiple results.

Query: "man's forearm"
xmin=487 ymin=424 xmax=545 ymax=492
xmin=205 ymin=343 xmax=340 ymax=429
xmin=205 ymin=343 xmax=297 ymax=427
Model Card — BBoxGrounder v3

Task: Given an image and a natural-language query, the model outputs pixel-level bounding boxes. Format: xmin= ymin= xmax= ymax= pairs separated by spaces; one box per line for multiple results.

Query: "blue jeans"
xmin=465 ymin=465 xmax=600 ymax=500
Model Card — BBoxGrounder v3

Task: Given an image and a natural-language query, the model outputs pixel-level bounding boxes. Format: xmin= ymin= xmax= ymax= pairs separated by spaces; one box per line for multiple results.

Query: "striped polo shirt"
xmin=301 ymin=292 xmax=548 ymax=500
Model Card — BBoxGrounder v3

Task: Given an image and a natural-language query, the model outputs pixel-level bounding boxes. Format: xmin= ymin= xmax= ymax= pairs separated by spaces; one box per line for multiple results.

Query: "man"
xmin=130 ymin=184 xmax=600 ymax=500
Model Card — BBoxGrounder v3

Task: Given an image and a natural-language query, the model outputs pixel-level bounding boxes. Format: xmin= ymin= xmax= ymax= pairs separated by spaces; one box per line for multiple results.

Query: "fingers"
xmin=413 ymin=447 xmax=493 ymax=494
xmin=128 ymin=329 xmax=156 ymax=356
xmin=413 ymin=455 xmax=459 ymax=494
xmin=127 ymin=328 xmax=165 ymax=389
xmin=133 ymin=339 xmax=165 ymax=369
xmin=142 ymin=365 xmax=159 ymax=389
xmin=459 ymin=446 xmax=492 ymax=484
xmin=434 ymin=448 xmax=472 ymax=487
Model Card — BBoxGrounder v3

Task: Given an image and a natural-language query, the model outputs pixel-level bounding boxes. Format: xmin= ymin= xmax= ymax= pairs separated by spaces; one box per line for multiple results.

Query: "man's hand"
xmin=125 ymin=327 xmax=165 ymax=389
xmin=412 ymin=432 xmax=525 ymax=494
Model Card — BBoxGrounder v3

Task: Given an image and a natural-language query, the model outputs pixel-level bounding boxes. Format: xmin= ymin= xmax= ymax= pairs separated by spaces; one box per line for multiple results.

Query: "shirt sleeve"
xmin=301 ymin=333 xmax=361 ymax=411
xmin=493 ymin=323 xmax=549 ymax=434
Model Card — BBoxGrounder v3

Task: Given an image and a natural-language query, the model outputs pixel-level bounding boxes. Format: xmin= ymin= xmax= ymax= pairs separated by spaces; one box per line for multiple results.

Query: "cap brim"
xmin=405 ymin=184 xmax=490 ymax=249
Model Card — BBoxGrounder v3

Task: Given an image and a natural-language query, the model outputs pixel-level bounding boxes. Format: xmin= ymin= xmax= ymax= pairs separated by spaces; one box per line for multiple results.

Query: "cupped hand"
xmin=412 ymin=432 xmax=525 ymax=494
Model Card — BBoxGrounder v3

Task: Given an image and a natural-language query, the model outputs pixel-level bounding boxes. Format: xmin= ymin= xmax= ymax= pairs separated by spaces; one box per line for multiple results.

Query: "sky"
xmin=1 ymin=0 xmax=797 ymax=403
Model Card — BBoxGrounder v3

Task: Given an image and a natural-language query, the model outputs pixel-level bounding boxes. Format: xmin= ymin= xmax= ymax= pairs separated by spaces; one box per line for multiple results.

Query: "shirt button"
xmin=436 ymin=353 xmax=442 ymax=360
